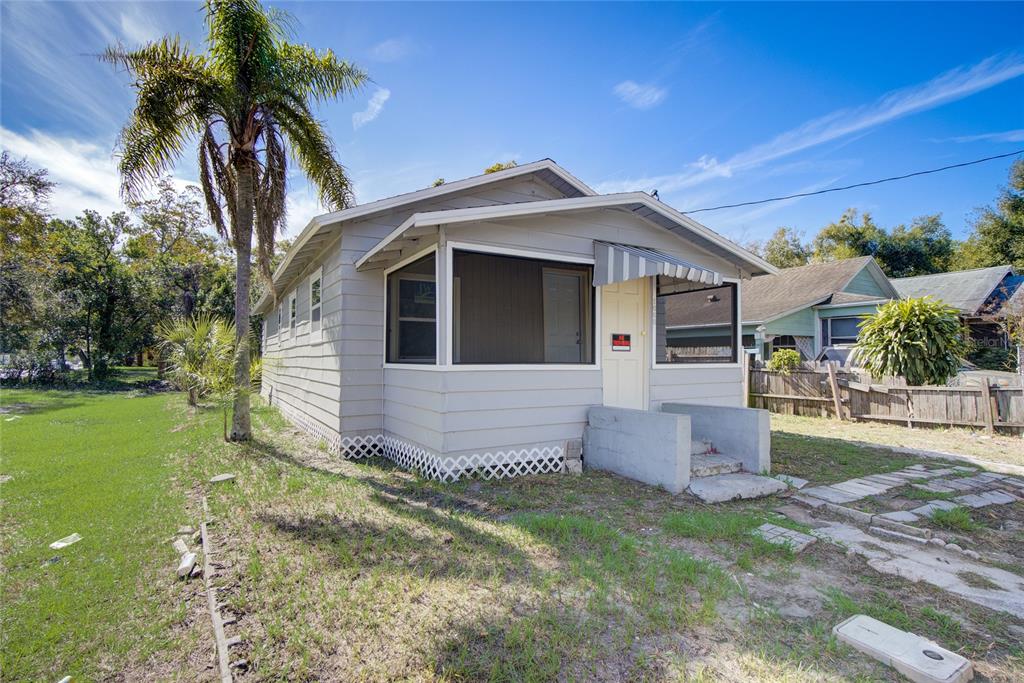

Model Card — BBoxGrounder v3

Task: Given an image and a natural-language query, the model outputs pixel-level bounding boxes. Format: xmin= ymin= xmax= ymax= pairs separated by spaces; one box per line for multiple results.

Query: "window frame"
xmin=822 ymin=315 xmax=863 ymax=346
xmin=287 ymin=292 xmax=296 ymax=336
xmin=443 ymin=241 xmax=600 ymax=371
xmin=308 ymin=266 xmax=323 ymax=336
xmin=383 ymin=245 xmax=439 ymax=366
xmin=652 ymin=277 xmax=742 ymax=369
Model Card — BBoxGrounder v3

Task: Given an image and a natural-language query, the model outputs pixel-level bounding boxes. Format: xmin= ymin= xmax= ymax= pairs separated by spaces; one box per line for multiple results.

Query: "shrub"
xmin=158 ymin=314 xmax=261 ymax=438
xmin=855 ymin=297 xmax=967 ymax=386
xmin=765 ymin=348 xmax=801 ymax=375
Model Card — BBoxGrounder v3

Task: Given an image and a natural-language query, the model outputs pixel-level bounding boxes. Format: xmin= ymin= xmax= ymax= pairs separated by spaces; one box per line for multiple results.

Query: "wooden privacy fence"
xmin=747 ymin=361 xmax=1024 ymax=435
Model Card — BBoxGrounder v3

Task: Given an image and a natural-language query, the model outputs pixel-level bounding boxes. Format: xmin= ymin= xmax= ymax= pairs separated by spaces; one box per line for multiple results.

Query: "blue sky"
xmin=2 ymin=2 xmax=1023 ymax=245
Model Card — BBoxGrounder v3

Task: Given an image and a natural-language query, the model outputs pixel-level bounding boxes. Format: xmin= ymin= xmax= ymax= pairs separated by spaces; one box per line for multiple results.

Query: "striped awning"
xmin=593 ymin=241 xmax=722 ymax=287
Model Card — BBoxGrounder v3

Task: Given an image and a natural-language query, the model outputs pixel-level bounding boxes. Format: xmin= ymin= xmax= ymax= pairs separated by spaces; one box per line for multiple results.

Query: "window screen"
xmin=656 ymin=280 xmax=737 ymax=364
xmin=452 ymin=250 xmax=594 ymax=364
xmin=310 ymin=272 xmax=322 ymax=331
xmin=386 ymin=253 xmax=436 ymax=363
xmin=828 ymin=316 xmax=862 ymax=344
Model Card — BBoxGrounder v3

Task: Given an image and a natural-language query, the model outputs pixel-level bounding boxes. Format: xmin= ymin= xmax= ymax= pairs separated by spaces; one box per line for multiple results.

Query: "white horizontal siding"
xmin=649 ymin=365 xmax=743 ymax=409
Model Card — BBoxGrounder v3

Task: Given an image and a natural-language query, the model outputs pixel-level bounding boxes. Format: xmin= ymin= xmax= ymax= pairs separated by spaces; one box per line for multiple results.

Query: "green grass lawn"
xmin=0 ymin=369 xmax=212 ymax=681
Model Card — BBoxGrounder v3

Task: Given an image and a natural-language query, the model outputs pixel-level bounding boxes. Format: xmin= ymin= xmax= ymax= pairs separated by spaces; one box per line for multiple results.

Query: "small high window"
xmin=310 ymin=269 xmax=322 ymax=332
xmin=386 ymin=253 xmax=436 ymax=363
xmin=655 ymin=279 xmax=738 ymax=364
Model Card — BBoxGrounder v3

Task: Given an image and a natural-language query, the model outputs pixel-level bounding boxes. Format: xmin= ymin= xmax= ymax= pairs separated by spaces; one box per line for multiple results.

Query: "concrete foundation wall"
xmin=661 ymin=402 xmax=770 ymax=474
xmin=582 ymin=407 xmax=691 ymax=494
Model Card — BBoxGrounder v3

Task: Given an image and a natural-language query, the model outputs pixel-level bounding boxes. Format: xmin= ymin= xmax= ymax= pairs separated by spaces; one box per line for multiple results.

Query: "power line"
xmin=681 ymin=149 xmax=1024 ymax=214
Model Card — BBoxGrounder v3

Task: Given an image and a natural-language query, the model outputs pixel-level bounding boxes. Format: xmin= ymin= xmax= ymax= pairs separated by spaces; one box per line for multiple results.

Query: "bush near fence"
xmin=748 ymin=361 xmax=1024 ymax=435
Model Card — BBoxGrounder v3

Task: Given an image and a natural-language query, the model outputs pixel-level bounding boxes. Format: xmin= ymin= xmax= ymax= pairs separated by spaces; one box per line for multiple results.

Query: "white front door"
xmin=601 ymin=278 xmax=648 ymax=409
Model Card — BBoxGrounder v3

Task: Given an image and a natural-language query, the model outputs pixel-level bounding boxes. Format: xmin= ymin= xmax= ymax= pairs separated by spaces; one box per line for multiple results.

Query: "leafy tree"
xmin=105 ymin=0 xmax=367 ymax=440
xmin=811 ymin=209 xmax=886 ymax=263
xmin=872 ymin=214 xmax=954 ymax=278
xmin=855 ymin=297 xmax=967 ymax=385
xmin=811 ymin=208 xmax=955 ymax=277
xmin=125 ymin=177 xmax=226 ymax=320
xmin=0 ymin=153 xmax=54 ymax=356
xmin=484 ymin=161 xmax=517 ymax=174
xmin=47 ymin=212 xmax=155 ymax=379
xmin=952 ymin=159 xmax=1024 ymax=271
xmin=431 ymin=177 xmax=445 ymax=187
xmin=750 ymin=227 xmax=811 ymax=269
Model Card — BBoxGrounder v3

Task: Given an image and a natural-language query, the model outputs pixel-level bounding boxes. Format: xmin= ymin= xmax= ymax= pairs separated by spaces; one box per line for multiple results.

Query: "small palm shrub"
xmin=158 ymin=315 xmax=261 ymax=438
xmin=855 ymin=297 xmax=967 ymax=386
xmin=766 ymin=348 xmax=801 ymax=375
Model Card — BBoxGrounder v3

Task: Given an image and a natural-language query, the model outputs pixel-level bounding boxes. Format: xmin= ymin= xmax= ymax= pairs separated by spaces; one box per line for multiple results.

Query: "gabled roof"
xmin=354 ymin=192 xmax=776 ymax=276
xmin=255 ymin=159 xmax=594 ymax=313
xmin=891 ymin=265 xmax=1014 ymax=316
xmin=742 ymin=256 xmax=896 ymax=323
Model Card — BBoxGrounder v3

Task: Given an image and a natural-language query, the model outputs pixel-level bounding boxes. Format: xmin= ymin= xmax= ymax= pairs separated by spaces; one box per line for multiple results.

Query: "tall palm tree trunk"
xmin=230 ymin=159 xmax=255 ymax=441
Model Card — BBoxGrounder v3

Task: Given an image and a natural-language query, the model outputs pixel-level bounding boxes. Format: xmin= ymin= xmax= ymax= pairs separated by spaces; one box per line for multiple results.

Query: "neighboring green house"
xmin=739 ymin=256 xmax=897 ymax=360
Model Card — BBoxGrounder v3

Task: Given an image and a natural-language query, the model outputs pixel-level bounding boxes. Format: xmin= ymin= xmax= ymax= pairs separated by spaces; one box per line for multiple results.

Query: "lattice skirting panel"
xmin=340 ymin=433 xmax=564 ymax=483
xmin=269 ymin=400 xmax=564 ymax=482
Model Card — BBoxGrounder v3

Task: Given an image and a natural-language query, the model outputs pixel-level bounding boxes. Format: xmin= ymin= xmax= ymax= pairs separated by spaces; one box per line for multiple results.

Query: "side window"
xmin=289 ymin=293 xmax=297 ymax=331
xmin=310 ymin=268 xmax=322 ymax=333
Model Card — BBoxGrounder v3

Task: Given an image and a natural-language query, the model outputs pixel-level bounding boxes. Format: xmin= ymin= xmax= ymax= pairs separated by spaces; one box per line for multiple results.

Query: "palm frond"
xmin=273 ymin=100 xmax=354 ymax=210
xmin=103 ymin=37 xmax=220 ymax=200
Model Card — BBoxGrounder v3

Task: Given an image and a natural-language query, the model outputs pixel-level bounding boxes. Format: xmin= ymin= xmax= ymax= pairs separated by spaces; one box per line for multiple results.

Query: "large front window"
xmin=656 ymin=279 xmax=738 ymax=364
xmin=452 ymin=250 xmax=594 ymax=364
xmin=386 ymin=253 xmax=436 ymax=363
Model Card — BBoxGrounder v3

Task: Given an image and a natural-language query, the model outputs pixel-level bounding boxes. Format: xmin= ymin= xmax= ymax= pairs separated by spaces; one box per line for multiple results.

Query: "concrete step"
xmin=691 ymin=438 xmax=714 ymax=456
xmin=687 ymin=472 xmax=788 ymax=503
xmin=690 ymin=454 xmax=743 ymax=478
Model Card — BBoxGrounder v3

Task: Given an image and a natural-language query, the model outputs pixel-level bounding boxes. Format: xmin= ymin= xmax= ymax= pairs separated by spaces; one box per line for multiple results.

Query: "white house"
xmin=256 ymin=160 xmax=775 ymax=482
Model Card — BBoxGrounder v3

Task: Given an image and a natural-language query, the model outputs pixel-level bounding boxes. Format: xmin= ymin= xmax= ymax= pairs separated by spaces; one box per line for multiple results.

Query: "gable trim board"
xmin=354 ymin=191 xmax=775 ymax=277
xmin=259 ymin=160 xmax=760 ymax=481
xmin=256 ymin=159 xmax=596 ymax=315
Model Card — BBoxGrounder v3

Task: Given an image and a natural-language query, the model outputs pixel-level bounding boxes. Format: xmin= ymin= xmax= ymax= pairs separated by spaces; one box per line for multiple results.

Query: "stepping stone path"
xmin=752 ymin=523 xmax=817 ymax=552
xmin=799 ymin=465 xmax=945 ymax=505
xmin=774 ymin=474 xmax=809 ymax=489
xmin=797 ymin=465 xmax=1024 ymax=516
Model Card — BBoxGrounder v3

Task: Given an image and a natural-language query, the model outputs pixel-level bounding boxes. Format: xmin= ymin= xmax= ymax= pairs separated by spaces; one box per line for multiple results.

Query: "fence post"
xmin=742 ymin=352 xmax=751 ymax=408
xmin=979 ymin=379 xmax=995 ymax=434
xmin=826 ymin=362 xmax=844 ymax=421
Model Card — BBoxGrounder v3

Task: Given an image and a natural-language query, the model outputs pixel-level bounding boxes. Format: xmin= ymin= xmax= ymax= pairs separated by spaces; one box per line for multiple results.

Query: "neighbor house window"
xmin=386 ymin=253 xmax=436 ymax=363
xmin=656 ymin=279 xmax=737 ymax=364
xmin=771 ymin=335 xmax=798 ymax=353
xmin=821 ymin=316 xmax=862 ymax=345
xmin=309 ymin=268 xmax=322 ymax=333
xmin=452 ymin=250 xmax=594 ymax=364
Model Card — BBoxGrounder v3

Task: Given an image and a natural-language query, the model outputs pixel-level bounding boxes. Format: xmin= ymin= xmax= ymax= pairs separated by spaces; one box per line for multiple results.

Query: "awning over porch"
xmin=594 ymin=241 xmax=723 ymax=287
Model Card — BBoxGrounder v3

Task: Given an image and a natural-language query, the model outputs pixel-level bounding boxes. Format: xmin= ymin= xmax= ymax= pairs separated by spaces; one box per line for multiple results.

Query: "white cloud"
xmin=598 ymin=53 xmax=1024 ymax=196
xmin=2 ymin=126 xmax=123 ymax=217
xmin=613 ymin=80 xmax=668 ymax=110
xmin=369 ymin=38 xmax=413 ymax=62
xmin=937 ymin=129 xmax=1024 ymax=144
xmin=352 ymin=88 xmax=391 ymax=129
xmin=119 ymin=9 xmax=162 ymax=45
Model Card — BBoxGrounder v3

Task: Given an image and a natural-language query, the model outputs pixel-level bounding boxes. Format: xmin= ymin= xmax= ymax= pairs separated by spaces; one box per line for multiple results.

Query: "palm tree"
xmin=105 ymin=0 xmax=366 ymax=440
